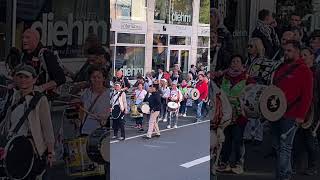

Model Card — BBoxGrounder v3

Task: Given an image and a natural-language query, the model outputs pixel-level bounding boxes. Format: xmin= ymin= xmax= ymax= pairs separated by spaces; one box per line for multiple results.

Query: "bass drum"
xmin=0 ymin=136 xmax=35 ymax=180
xmin=242 ymin=85 xmax=287 ymax=122
xmin=86 ymin=127 xmax=108 ymax=164
xmin=137 ymin=102 xmax=150 ymax=114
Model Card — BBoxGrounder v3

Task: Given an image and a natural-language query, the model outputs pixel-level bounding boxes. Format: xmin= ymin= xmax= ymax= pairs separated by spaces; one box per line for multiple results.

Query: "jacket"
xmin=196 ymin=80 xmax=209 ymax=101
xmin=148 ymin=91 xmax=161 ymax=112
xmin=273 ymin=58 xmax=313 ymax=121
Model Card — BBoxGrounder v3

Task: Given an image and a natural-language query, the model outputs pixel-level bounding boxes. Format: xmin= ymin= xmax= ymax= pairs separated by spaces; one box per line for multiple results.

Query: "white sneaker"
xmin=158 ymin=118 xmax=163 ymax=121
xmin=163 ymin=118 xmax=167 ymax=122
xmin=174 ymin=125 xmax=178 ymax=129
xmin=167 ymin=125 xmax=171 ymax=129
xmin=183 ymin=113 xmax=187 ymax=117
xmin=111 ymin=136 xmax=117 ymax=139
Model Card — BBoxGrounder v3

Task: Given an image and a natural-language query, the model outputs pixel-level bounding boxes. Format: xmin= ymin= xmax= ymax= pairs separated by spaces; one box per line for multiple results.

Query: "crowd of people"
xmin=211 ymin=8 xmax=320 ymax=180
xmin=110 ymin=64 xmax=210 ymax=140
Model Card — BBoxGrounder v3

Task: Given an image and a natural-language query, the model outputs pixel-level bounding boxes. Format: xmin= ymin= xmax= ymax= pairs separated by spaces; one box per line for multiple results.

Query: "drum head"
xmin=100 ymin=137 xmax=108 ymax=162
xmin=141 ymin=103 xmax=150 ymax=114
xmin=259 ymin=85 xmax=287 ymax=122
xmin=5 ymin=136 xmax=34 ymax=179
xmin=168 ymin=102 xmax=179 ymax=109
xmin=191 ymin=89 xmax=200 ymax=100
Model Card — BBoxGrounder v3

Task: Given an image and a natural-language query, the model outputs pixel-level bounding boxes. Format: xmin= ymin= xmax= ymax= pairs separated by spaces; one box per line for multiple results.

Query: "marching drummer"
xmin=195 ymin=73 xmax=209 ymax=122
xmin=79 ymin=66 xmax=108 ymax=136
xmin=159 ymin=78 xmax=170 ymax=122
xmin=143 ymin=82 xmax=161 ymax=139
xmin=111 ymin=82 xmax=128 ymax=141
xmin=166 ymin=81 xmax=183 ymax=129
xmin=133 ymin=82 xmax=147 ymax=131
xmin=179 ymin=79 xmax=189 ymax=117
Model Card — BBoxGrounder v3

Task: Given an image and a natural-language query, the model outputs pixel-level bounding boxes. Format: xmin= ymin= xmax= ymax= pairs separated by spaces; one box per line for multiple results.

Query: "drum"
xmin=248 ymin=58 xmax=282 ymax=85
xmin=111 ymin=105 xmax=122 ymax=119
xmin=86 ymin=127 xmax=108 ymax=164
xmin=138 ymin=102 xmax=150 ymax=114
xmin=242 ymin=85 xmax=287 ymax=122
xmin=64 ymin=137 xmax=104 ymax=177
xmin=189 ymin=88 xmax=200 ymax=100
xmin=0 ymin=136 xmax=35 ymax=180
xmin=130 ymin=104 xmax=142 ymax=118
xmin=167 ymin=102 xmax=179 ymax=112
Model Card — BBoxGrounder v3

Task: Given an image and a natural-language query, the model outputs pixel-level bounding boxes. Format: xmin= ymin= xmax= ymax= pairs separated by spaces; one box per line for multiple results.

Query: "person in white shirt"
xmin=133 ymin=82 xmax=147 ymax=131
xmin=111 ymin=82 xmax=127 ymax=140
xmin=159 ymin=79 xmax=170 ymax=122
xmin=166 ymin=81 xmax=183 ymax=129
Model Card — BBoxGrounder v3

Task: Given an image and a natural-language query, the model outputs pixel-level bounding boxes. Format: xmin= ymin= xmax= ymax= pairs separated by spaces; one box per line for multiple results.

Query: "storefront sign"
xmin=153 ymin=23 xmax=193 ymax=36
xmin=120 ymin=65 xmax=144 ymax=77
xmin=171 ymin=11 xmax=192 ymax=23
xmin=111 ymin=20 xmax=147 ymax=33
xmin=198 ymin=26 xmax=210 ymax=36
xmin=31 ymin=12 xmax=108 ymax=47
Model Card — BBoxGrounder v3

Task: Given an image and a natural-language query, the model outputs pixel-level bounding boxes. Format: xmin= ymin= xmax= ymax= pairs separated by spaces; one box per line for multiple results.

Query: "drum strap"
xmin=12 ymin=92 xmax=44 ymax=134
xmin=80 ymin=92 xmax=103 ymax=133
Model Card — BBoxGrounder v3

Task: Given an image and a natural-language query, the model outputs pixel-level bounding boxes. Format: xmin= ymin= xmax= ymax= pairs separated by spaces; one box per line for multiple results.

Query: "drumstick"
xmin=0 ymin=84 xmax=9 ymax=89
xmin=312 ymin=121 xmax=320 ymax=137
xmin=281 ymin=124 xmax=298 ymax=140
xmin=79 ymin=106 xmax=101 ymax=120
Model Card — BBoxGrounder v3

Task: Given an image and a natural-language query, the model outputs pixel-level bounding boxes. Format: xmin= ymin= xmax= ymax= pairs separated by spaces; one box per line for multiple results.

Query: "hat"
xmin=14 ymin=64 xmax=36 ymax=77
xmin=311 ymin=30 xmax=320 ymax=38
xmin=114 ymin=81 xmax=121 ymax=86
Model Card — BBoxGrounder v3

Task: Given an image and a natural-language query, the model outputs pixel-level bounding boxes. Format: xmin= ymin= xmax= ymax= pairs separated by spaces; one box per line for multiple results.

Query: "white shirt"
xmin=134 ymin=89 xmax=147 ymax=105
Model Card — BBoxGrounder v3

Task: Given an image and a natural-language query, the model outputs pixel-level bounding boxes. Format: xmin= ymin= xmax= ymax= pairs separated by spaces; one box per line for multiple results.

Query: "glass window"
xmin=154 ymin=0 xmax=193 ymax=26
xmin=153 ymin=34 xmax=168 ymax=46
xmin=117 ymin=33 xmax=145 ymax=44
xmin=152 ymin=47 xmax=167 ymax=71
xmin=199 ymin=0 xmax=210 ymax=24
xmin=110 ymin=31 xmax=115 ymax=45
xmin=113 ymin=0 xmax=147 ymax=21
xmin=197 ymin=48 xmax=209 ymax=70
xmin=115 ymin=46 xmax=145 ymax=79
xmin=170 ymin=36 xmax=191 ymax=45
xmin=198 ymin=36 xmax=209 ymax=47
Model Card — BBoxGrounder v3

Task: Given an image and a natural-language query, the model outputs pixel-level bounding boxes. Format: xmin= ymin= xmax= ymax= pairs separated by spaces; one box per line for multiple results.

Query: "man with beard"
xmin=271 ymin=40 xmax=313 ymax=180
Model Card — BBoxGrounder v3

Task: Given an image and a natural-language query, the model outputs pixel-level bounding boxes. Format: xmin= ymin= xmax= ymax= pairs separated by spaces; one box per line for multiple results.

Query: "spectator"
xmin=245 ymin=38 xmax=265 ymax=67
xmin=252 ymin=9 xmax=280 ymax=59
xmin=310 ymin=30 xmax=320 ymax=64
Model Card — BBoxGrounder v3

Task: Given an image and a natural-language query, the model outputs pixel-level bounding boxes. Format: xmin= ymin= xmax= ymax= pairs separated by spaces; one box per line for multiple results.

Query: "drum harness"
xmin=110 ymin=90 xmax=124 ymax=120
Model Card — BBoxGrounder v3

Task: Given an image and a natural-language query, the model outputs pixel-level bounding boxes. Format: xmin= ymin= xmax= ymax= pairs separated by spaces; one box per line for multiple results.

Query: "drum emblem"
xmin=267 ymin=95 xmax=280 ymax=112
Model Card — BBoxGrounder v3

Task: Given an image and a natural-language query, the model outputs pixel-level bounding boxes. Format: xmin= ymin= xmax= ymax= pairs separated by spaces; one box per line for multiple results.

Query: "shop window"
xmin=152 ymin=47 xmax=167 ymax=71
xmin=199 ymin=0 xmax=210 ymax=24
xmin=115 ymin=46 xmax=145 ymax=79
xmin=197 ymin=48 xmax=209 ymax=70
xmin=153 ymin=34 xmax=168 ymax=46
xmin=198 ymin=36 xmax=209 ymax=47
xmin=117 ymin=33 xmax=145 ymax=44
xmin=170 ymin=36 xmax=191 ymax=45
xmin=111 ymin=0 xmax=147 ymax=21
xmin=154 ymin=0 xmax=193 ymax=26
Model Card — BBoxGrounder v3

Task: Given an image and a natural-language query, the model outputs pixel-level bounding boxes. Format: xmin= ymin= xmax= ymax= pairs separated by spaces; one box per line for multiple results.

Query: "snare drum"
xmin=138 ymin=102 xmax=150 ymax=114
xmin=86 ymin=127 xmax=108 ymax=164
xmin=64 ymin=137 xmax=105 ymax=177
xmin=167 ymin=102 xmax=179 ymax=112
xmin=242 ymin=85 xmax=287 ymax=122
xmin=0 ymin=135 xmax=35 ymax=180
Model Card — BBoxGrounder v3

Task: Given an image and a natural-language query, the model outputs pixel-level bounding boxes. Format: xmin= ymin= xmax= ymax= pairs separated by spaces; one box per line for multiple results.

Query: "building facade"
xmin=110 ymin=0 xmax=210 ymax=79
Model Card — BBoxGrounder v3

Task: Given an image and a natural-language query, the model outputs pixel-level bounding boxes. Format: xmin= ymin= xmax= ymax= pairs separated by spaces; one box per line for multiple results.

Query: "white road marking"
xmin=180 ymin=155 xmax=210 ymax=168
xmin=157 ymin=141 xmax=177 ymax=144
xmin=143 ymin=145 xmax=164 ymax=148
xmin=110 ymin=120 xmax=210 ymax=144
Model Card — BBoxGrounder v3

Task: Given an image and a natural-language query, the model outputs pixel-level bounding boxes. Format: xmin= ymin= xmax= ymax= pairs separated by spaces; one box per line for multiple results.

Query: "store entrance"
xmin=169 ymin=49 xmax=189 ymax=74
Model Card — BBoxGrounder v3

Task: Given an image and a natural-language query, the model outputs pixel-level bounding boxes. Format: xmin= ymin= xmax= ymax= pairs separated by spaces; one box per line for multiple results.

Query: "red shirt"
xmin=273 ymin=58 xmax=313 ymax=122
xmin=196 ymin=80 xmax=208 ymax=101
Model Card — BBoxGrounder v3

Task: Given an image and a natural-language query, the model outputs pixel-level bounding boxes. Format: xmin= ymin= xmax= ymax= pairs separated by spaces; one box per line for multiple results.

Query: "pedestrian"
xmin=271 ymin=40 xmax=313 ymax=180
xmin=166 ymin=81 xmax=183 ymax=129
xmin=245 ymin=38 xmax=265 ymax=68
xmin=252 ymin=9 xmax=280 ymax=59
xmin=189 ymin=64 xmax=197 ymax=80
xmin=292 ymin=47 xmax=319 ymax=176
xmin=0 ymin=65 xmax=55 ymax=180
xmin=111 ymin=82 xmax=128 ymax=141
xmin=195 ymin=74 xmax=209 ymax=122
xmin=216 ymin=55 xmax=255 ymax=174
xmin=143 ymin=82 xmax=161 ymax=139
xmin=179 ymin=79 xmax=188 ymax=117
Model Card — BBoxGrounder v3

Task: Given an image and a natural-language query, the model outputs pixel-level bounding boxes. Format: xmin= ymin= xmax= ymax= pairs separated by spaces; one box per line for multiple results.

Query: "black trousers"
xmin=112 ymin=114 xmax=125 ymax=138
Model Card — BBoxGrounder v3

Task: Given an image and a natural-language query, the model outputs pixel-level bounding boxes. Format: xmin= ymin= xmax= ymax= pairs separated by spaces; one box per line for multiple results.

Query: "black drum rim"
xmin=4 ymin=136 xmax=35 ymax=180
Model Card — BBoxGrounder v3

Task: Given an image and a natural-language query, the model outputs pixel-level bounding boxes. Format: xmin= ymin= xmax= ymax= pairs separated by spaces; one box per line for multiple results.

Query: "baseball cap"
xmin=114 ymin=81 xmax=121 ymax=86
xmin=14 ymin=64 xmax=36 ymax=77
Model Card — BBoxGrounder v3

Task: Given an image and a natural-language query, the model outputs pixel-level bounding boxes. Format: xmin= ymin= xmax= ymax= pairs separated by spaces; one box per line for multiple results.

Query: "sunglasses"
xmin=248 ymin=45 xmax=253 ymax=48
